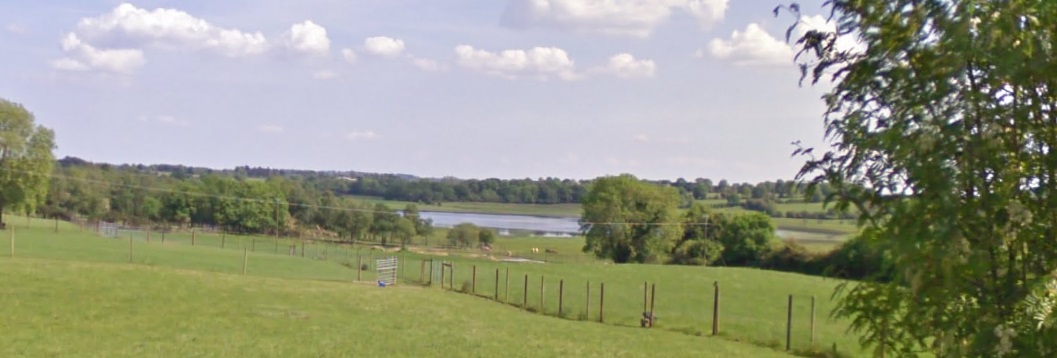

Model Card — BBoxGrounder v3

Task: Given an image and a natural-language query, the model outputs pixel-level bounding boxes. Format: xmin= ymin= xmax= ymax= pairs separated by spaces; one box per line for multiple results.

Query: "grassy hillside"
xmin=0 ymin=259 xmax=797 ymax=358
xmin=0 ymin=217 xmax=864 ymax=357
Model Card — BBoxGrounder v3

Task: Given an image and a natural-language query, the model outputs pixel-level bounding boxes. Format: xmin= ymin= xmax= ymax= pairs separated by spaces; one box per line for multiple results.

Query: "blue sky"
xmin=0 ymin=0 xmax=837 ymax=182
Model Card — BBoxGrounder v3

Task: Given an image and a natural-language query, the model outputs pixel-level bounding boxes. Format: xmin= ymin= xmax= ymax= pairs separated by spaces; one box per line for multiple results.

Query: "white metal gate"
xmin=376 ymin=257 xmax=398 ymax=285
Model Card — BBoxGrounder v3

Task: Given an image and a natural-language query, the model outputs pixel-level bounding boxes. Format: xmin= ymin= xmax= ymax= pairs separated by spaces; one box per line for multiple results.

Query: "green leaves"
xmin=0 ymin=99 xmax=55 ymax=224
xmin=580 ymin=174 xmax=680 ymax=264
xmin=784 ymin=0 xmax=1057 ymax=355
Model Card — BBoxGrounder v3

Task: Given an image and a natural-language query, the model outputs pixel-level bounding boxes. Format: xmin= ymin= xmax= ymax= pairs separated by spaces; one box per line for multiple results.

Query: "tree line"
xmin=580 ymin=174 xmax=886 ymax=282
xmin=39 ymin=159 xmax=437 ymax=246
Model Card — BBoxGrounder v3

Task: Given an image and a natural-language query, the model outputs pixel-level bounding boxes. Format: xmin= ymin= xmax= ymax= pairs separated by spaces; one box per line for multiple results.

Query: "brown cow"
xmin=545 ymin=248 xmax=558 ymax=254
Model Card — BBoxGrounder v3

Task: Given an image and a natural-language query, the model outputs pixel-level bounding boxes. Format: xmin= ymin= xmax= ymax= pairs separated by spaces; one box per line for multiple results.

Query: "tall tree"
xmin=580 ymin=174 xmax=680 ymax=263
xmin=0 ymin=99 xmax=55 ymax=226
xmin=784 ymin=1 xmax=1057 ymax=355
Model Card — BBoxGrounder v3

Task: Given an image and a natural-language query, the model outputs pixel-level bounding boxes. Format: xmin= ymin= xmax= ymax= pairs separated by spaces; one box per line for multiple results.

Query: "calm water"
xmin=418 ymin=211 xmax=827 ymax=239
xmin=418 ymin=211 xmax=580 ymax=235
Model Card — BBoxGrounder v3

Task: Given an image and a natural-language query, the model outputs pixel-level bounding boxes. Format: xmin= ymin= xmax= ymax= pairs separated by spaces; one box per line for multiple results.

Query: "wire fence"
xmin=1 ymin=215 xmax=860 ymax=357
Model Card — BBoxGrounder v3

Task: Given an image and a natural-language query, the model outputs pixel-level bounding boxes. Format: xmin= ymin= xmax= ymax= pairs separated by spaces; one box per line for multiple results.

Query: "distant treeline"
xmin=36 ymin=157 xmax=847 ymax=236
xmin=59 ymin=157 xmax=840 ymax=209
xmin=40 ymin=157 xmax=435 ymax=245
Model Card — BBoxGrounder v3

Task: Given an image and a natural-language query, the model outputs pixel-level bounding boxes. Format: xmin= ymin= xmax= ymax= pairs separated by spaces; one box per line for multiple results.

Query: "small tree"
xmin=0 ymin=98 xmax=56 ymax=227
xmin=478 ymin=228 xmax=496 ymax=247
xmin=581 ymin=174 xmax=680 ymax=263
xmin=446 ymin=222 xmax=479 ymax=248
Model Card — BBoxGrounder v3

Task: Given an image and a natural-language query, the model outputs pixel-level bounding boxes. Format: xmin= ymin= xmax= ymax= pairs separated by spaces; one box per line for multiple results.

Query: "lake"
xmin=419 ymin=211 xmax=580 ymax=236
xmin=419 ymin=211 xmax=837 ymax=240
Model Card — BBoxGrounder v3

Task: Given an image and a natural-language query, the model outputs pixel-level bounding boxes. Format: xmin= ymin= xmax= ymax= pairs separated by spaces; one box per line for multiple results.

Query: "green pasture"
xmin=0 ymin=216 xmax=864 ymax=357
xmin=0 ymin=259 xmax=798 ymax=358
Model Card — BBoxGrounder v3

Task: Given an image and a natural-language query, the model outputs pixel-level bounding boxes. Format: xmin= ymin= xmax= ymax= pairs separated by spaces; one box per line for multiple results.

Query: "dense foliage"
xmin=785 ymin=0 xmax=1057 ymax=356
xmin=0 ymin=98 xmax=55 ymax=226
xmin=580 ymin=174 xmax=682 ymax=263
xmin=40 ymin=160 xmax=434 ymax=244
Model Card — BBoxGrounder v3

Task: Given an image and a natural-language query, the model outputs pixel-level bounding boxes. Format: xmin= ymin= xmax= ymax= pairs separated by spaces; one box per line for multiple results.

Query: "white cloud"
xmin=74 ymin=3 xmax=269 ymax=57
xmin=501 ymin=0 xmax=729 ymax=37
xmin=346 ymin=130 xmax=378 ymax=141
xmin=707 ymin=23 xmax=794 ymax=67
xmin=684 ymin=0 xmax=728 ymax=29
xmin=363 ymin=36 xmax=405 ymax=57
xmin=53 ymin=33 xmax=145 ymax=73
xmin=282 ymin=20 xmax=330 ymax=56
xmin=312 ymin=70 xmax=338 ymax=80
xmin=454 ymin=44 xmax=578 ymax=80
xmin=410 ymin=57 xmax=445 ymax=72
xmin=257 ymin=125 xmax=285 ymax=133
xmin=706 ymin=15 xmax=864 ymax=68
xmin=633 ymin=134 xmax=650 ymax=142
xmin=52 ymin=3 xmax=338 ymax=73
xmin=341 ymin=48 xmax=358 ymax=63
xmin=6 ymin=23 xmax=26 ymax=35
xmin=49 ymin=58 xmax=90 ymax=72
xmin=591 ymin=53 xmax=655 ymax=78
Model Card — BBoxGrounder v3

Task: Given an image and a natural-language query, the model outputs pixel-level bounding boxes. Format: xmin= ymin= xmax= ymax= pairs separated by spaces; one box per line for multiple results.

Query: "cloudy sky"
xmin=0 ymin=0 xmax=838 ymax=183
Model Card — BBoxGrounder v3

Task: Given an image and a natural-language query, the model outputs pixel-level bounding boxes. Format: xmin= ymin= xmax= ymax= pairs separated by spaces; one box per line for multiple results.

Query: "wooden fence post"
xmin=586 ymin=281 xmax=590 ymax=321
xmin=494 ymin=268 xmax=500 ymax=301
xmin=599 ymin=282 xmax=605 ymax=323
xmin=420 ymin=259 xmax=426 ymax=284
xmin=539 ymin=275 xmax=545 ymax=313
xmin=523 ymin=274 xmax=529 ymax=309
xmin=252 ymin=238 xmax=256 ymax=252
xmin=559 ymin=279 xmax=564 ymax=316
xmin=242 ymin=248 xmax=248 ymax=275
xmin=191 ymin=228 xmax=196 ymax=246
xmin=650 ymin=283 xmax=656 ymax=326
xmin=810 ymin=295 xmax=816 ymax=348
xmin=449 ymin=263 xmax=454 ymax=290
xmin=472 ymin=265 xmax=477 ymax=294
xmin=643 ymin=282 xmax=649 ymax=312
xmin=712 ymin=282 xmax=720 ymax=336
xmin=786 ymin=295 xmax=794 ymax=351
xmin=429 ymin=259 xmax=434 ymax=285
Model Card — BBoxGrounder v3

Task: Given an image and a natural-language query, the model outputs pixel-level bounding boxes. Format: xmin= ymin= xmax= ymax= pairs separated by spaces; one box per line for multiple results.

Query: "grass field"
xmin=0 ymin=217 xmax=865 ymax=357
xmin=0 ymin=259 xmax=798 ymax=357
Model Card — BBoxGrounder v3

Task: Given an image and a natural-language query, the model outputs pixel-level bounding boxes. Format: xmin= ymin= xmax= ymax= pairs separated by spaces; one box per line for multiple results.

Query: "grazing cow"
xmin=506 ymin=250 xmax=513 ymax=257
xmin=545 ymin=248 xmax=558 ymax=254
xmin=532 ymin=247 xmax=539 ymax=254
